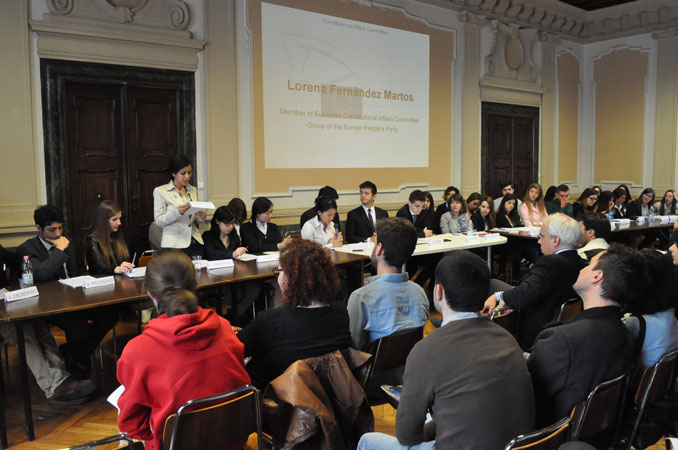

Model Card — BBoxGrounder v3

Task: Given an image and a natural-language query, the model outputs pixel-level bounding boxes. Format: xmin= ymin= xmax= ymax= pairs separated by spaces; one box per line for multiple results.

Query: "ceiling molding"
xmin=414 ymin=0 xmax=678 ymax=42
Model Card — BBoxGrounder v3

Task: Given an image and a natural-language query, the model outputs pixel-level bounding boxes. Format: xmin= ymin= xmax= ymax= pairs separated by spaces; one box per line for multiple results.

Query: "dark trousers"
xmin=50 ymin=305 xmax=118 ymax=367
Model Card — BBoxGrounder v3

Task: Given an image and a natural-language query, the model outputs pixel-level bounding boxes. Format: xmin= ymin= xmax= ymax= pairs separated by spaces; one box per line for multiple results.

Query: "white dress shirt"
xmin=301 ymin=216 xmax=336 ymax=247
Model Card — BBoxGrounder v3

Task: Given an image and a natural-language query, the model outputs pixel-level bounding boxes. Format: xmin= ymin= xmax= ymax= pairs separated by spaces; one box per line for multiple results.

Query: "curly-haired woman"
xmin=237 ymin=239 xmax=351 ymax=388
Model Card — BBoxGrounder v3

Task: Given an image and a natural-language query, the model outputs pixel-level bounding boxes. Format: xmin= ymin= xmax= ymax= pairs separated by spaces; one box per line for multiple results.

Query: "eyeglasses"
xmin=272 ymin=268 xmax=283 ymax=278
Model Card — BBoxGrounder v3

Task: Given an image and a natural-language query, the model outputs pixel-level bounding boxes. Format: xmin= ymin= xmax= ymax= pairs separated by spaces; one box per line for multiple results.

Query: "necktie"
xmin=367 ymin=209 xmax=375 ymax=233
xmin=412 ymin=214 xmax=417 ymax=224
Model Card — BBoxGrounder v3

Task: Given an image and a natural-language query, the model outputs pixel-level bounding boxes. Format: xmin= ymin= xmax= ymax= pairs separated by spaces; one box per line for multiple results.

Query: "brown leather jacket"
xmin=263 ymin=349 xmax=374 ymax=450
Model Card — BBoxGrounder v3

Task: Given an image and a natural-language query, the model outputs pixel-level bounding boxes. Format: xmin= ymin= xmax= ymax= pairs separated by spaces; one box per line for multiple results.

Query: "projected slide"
xmin=261 ymin=2 xmax=430 ymax=169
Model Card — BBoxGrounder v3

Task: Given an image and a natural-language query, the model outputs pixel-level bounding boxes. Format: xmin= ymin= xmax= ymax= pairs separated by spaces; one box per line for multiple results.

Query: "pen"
xmin=131 ymin=252 xmax=137 ymax=266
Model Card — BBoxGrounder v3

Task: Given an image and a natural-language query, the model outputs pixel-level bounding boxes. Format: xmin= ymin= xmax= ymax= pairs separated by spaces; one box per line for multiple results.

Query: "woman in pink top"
xmin=520 ymin=183 xmax=547 ymax=227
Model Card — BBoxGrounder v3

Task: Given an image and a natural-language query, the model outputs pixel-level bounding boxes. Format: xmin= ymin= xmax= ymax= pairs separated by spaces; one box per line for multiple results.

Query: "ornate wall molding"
xmin=31 ymin=0 xmax=204 ymax=71
xmin=484 ymin=20 xmax=542 ymax=84
xmin=427 ymin=0 xmax=678 ymax=42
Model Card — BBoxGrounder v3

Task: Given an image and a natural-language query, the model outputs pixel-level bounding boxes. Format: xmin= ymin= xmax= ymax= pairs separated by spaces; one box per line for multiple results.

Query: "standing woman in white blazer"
xmin=153 ymin=155 xmax=206 ymax=258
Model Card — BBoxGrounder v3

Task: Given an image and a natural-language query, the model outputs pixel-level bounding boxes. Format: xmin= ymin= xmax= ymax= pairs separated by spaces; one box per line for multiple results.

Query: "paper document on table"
xmin=59 ymin=276 xmax=96 ymax=288
xmin=107 ymin=384 xmax=124 ymax=413
xmin=125 ymin=267 xmax=147 ymax=278
xmin=236 ymin=254 xmax=258 ymax=261
xmin=186 ymin=201 xmax=215 ymax=215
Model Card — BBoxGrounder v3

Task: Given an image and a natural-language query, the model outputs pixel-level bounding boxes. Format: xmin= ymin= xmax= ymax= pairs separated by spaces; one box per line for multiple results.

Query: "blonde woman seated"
xmin=520 ymin=183 xmax=547 ymax=227
xmin=117 ymin=249 xmax=250 ymax=450
xmin=439 ymin=193 xmax=473 ymax=234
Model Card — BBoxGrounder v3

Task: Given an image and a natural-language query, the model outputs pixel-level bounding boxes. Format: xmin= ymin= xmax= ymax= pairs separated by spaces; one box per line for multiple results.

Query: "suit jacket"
xmin=625 ymin=200 xmax=645 ymax=220
xmin=345 ymin=206 xmax=388 ymax=243
xmin=153 ymin=181 xmax=203 ymax=249
xmin=396 ymin=205 xmax=428 ymax=238
xmin=502 ymin=249 xmax=586 ymax=350
xmin=300 ymin=207 xmax=341 ymax=232
xmin=240 ymin=221 xmax=282 ymax=253
xmin=528 ymin=306 xmax=633 ymax=427
xmin=16 ymin=235 xmax=86 ymax=283
xmin=612 ymin=204 xmax=626 ymax=219
xmin=201 ymin=229 xmax=241 ymax=260
xmin=397 ymin=317 xmax=534 ymax=449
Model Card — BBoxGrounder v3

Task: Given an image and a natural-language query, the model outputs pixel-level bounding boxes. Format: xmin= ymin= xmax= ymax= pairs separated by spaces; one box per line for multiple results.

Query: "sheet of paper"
xmin=107 ymin=384 xmax=124 ymax=412
xmin=235 ymin=254 xmax=258 ymax=261
xmin=59 ymin=275 xmax=96 ymax=288
xmin=186 ymin=201 xmax=215 ymax=215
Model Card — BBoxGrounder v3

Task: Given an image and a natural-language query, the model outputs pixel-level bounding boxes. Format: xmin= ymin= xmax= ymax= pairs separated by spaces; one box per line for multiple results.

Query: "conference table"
xmin=0 ymin=250 xmax=368 ymax=446
xmin=494 ymin=218 xmax=677 ymax=241
xmin=333 ymin=232 xmax=508 ymax=267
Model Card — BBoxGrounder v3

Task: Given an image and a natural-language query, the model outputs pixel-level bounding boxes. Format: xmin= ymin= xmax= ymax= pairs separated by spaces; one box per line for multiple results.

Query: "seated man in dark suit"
xmin=396 ymin=190 xmax=433 ymax=238
xmin=345 ymin=181 xmax=389 ymax=244
xmin=299 ymin=185 xmax=341 ymax=232
xmin=433 ymin=185 xmax=458 ymax=234
xmin=16 ymin=205 xmax=117 ymax=377
xmin=576 ymin=213 xmax=610 ymax=261
xmin=483 ymin=213 xmax=587 ymax=349
xmin=527 ymin=244 xmax=638 ymax=428
xmin=357 ymin=251 xmax=534 ymax=449
xmin=546 ymin=184 xmax=575 ymax=218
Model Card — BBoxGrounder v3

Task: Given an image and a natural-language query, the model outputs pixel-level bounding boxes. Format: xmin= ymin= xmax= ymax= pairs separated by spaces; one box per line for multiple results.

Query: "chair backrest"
xmin=555 ymin=298 xmax=583 ymax=322
xmin=492 ymin=309 xmax=519 ymax=336
xmin=365 ymin=327 xmax=424 ymax=382
xmin=504 ymin=416 xmax=571 ymax=450
xmin=623 ymin=348 xmax=678 ymax=450
xmin=138 ymin=250 xmax=155 ymax=268
xmin=570 ymin=373 xmax=628 ymax=442
xmin=161 ymin=385 xmax=263 ymax=450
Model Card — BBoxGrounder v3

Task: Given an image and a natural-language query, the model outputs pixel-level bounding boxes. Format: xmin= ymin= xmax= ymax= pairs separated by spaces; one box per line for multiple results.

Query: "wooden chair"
xmin=65 ymin=434 xmax=138 ymax=449
xmin=618 ymin=348 xmax=678 ymax=450
xmin=569 ymin=373 xmax=628 ymax=446
xmin=504 ymin=416 xmax=571 ymax=450
xmin=161 ymin=384 xmax=263 ymax=450
xmin=134 ymin=250 xmax=156 ymax=333
xmin=491 ymin=308 xmax=519 ymax=336
xmin=363 ymin=327 xmax=424 ymax=404
xmin=555 ymin=298 xmax=583 ymax=322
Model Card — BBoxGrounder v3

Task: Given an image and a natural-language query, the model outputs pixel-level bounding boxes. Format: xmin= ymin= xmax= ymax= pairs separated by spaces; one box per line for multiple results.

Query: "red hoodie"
xmin=117 ymin=307 xmax=251 ymax=450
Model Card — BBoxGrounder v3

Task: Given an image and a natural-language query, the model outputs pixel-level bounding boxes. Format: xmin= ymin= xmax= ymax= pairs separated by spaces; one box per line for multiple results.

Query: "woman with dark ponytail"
xmin=117 ymin=249 xmax=250 ymax=450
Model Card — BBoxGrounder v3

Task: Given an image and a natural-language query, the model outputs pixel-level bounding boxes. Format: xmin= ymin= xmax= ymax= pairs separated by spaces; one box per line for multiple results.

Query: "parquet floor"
xmin=0 ymin=312 xmax=669 ymax=449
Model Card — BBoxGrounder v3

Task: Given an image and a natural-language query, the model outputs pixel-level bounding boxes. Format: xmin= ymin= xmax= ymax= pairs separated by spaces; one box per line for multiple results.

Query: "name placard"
xmin=483 ymin=233 xmax=503 ymax=241
xmin=207 ymin=259 xmax=234 ymax=270
xmin=464 ymin=235 xmax=480 ymax=243
xmin=4 ymin=286 xmax=39 ymax=303
xmin=256 ymin=254 xmax=279 ymax=264
xmin=83 ymin=276 xmax=115 ymax=289
xmin=660 ymin=216 xmax=670 ymax=223
xmin=125 ymin=267 xmax=147 ymax=279
xmin=670 ymin=215 xmax=678 ymax=222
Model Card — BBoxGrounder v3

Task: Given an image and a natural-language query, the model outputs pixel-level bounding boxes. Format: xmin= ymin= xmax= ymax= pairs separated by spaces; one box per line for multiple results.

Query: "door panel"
xmin=64 ymin=82 xmax=124 ymax=253
xmin=482 ymin=103 xmax=539 ymax=203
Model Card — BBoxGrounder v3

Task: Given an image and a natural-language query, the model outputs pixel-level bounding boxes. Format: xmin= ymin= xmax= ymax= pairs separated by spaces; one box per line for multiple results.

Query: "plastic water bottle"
xmin=21 ymin=256 xmax=33 ymax=288
xmin=648 ymin=206 xmax=655 ymax=222
xmin=608 ymin=209 xmax=614 ymax=222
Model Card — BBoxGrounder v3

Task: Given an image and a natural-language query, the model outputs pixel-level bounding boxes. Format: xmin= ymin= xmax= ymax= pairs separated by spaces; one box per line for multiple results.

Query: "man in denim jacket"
xmin=347 ymin=218 xmax=429 ymax=350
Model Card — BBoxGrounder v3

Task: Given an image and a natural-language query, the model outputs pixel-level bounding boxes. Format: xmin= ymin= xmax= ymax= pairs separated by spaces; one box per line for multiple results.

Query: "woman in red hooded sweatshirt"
xmin=116 ymin=249 xmax=250 ymax=450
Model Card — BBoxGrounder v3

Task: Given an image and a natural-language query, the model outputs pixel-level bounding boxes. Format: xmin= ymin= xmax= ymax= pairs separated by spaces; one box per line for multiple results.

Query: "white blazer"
xmin=301 ymin=216 xmax=336 ymax=247
xmin=153 ymin=181 xmax=204 ymax=249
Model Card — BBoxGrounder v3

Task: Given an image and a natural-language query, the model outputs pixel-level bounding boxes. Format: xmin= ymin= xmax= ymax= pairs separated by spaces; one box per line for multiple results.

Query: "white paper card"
xmin=660 ymin=215 xmax=670 ymax=223
xmin=125 ymin=267 xmax=147 ymax=278
xmin=207 ymin=259 xmax=234 ymax=270
xmin=107 ymin=384 xmax=124 ymax=412
xmin=669 ymin=215 xmax=678 ymax=222
xmin=4 ymin=286 xmax=39 ymax=302
xmin=186 ymin=201 xmax=216 ymax=215
xmin=236 ymin=254 xmax=258 ymax=262
xmin=483 ymin=233 xmax=503 ymax=241
xmin=83 ymin=276 xmax=115 ymax=289
xmin=464 ymin=235 xmax=480 ymax=243
xmin=59 ymin=275 xmax=95 ymax=288
xmin=428 ymin=237 xmax=444 ymax=246
xmin=256 ymin=254 xmax=279 ymax=264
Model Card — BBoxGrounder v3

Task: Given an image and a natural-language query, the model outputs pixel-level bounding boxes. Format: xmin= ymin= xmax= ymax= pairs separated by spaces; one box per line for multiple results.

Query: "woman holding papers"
xmin=202 ymin=206 xmax=248 ymax=260
xmin=117 ymin=249 xmax=250 ymax=450
xmin=153 ymin=155 xmax=206 ymax=258
xmin=241 ymin=197 xmax=292 ymax=253
xmin=85 ymin=200 xmax=135 ymax=275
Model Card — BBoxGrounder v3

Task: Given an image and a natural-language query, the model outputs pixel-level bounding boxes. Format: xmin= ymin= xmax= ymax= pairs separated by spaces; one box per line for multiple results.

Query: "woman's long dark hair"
xmin=251 ymin=197 xmax=273 ymax=222
xmin=575 ymin=188 xmax=599 ymax=214
xmin=208 ymin=206 xmax=237 ymax=237
xmin=660 ymin=190 xmax=677 ymax=215
xmin=499 ymin=193 xmax=521 ymax=225
xmin=88 ymin=200 xmax=130 ymax=265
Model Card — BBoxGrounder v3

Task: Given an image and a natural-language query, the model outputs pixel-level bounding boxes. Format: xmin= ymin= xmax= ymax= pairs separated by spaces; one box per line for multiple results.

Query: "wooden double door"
xmin=481 ymin=102 xmax=539 ymax=202
xmin=42 ymin=60 xmax=196 ymax=255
